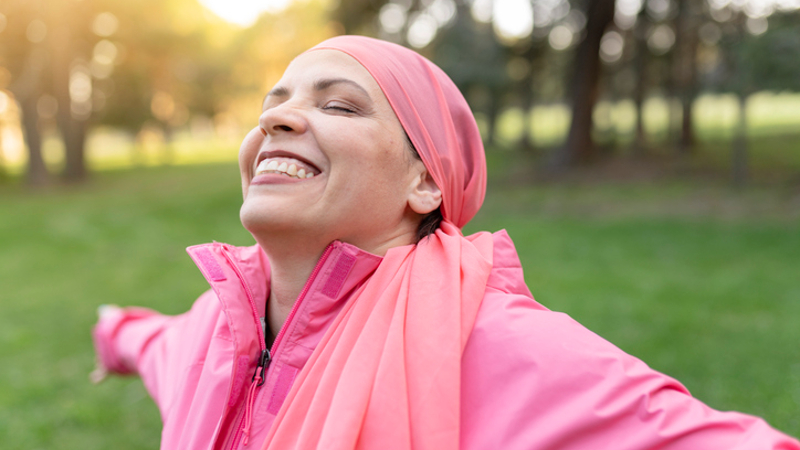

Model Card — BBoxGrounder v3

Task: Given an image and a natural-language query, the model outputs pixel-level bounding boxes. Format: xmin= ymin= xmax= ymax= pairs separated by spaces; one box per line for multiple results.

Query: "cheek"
xmin=238 ymin=128 xmax=265 ymax=199
xmin=239 ymin=128 xmax=263 ymax=169
xmin=239 ymin=129 xmax=263 ymax=181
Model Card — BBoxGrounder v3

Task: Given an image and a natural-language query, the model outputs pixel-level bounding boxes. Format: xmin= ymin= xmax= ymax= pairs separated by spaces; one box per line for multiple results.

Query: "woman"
xmin=92 ymin=36 xmax=799 ymax=450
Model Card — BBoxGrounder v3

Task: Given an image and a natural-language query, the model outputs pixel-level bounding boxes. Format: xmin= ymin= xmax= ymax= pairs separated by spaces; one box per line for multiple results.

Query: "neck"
xmin=256 ymin=236 xmax=330 ymax=344
xmin=252 ymin=223 xmax=419 ymax=341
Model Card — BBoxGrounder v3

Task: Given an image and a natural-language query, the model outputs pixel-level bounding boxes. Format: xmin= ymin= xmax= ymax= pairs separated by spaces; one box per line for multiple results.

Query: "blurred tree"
xmin=631 ymin=6 xmax=651 ymax=154
xmin=672 ymin=0 xmax=701 ymax=154
xmin=713 ymin=12 xmax=800 ymax=186
xmin=94 ymin=0 xmax=335 ymax=149
xmin=1 ymin=0 xmax=52 ymax=185
xmin=0 ymin=0 xmax=284 ymax=181
xmin=553 ymin=0 xmax=616 ymax=167
xmin=91 ymin=0 xmax=233 ymax=145
xmin=432 ymin=2 xmax=509 ymax=145
xmin=50 ymin=0 xmax=96 ymax=181
xmin=335 ymin=0 xmax=384 ymax=36
xmin=514 ymin=40 xmax=543 ymax=152
xmin=1 ymin=0 xmax=134 ymax=182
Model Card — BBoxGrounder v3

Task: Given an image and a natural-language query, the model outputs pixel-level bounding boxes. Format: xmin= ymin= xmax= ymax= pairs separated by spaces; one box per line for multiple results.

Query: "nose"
xmin=259 ymin=102 xmax=308 ymax=136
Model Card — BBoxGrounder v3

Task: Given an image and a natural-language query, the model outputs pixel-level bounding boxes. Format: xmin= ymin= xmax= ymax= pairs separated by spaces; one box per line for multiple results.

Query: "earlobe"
xmin=408 ymin=170 xmax=442 ymax=215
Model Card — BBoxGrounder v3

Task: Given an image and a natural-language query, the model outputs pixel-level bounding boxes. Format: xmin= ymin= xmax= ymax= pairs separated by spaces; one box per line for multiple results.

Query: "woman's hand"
xmin=89 ymin=305 xmax=121 ymax=384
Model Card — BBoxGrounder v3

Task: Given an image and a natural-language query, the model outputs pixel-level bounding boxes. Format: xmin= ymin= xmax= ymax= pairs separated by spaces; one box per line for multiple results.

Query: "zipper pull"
xmin=252 ymin=349 xmax=270 ymax=386
xmin=242 ymin=349 xmax=271 ymax=445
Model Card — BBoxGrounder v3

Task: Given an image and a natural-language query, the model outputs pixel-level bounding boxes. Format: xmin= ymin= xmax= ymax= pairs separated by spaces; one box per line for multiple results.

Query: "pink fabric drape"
xmin=261 ymin=36 xmax=493 ymax=450
xmin=263 ymin=223 xmax=493 ymax=450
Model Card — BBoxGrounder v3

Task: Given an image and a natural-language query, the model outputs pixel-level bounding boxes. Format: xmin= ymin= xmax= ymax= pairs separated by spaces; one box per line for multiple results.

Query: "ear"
xmin=407 ymin=168 xmax=442 ymax=215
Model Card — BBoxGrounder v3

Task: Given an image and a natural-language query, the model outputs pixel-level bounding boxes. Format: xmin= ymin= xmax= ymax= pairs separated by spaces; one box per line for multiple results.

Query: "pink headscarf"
xmin=313 ymin=35 xmax=487 ymax=228
xmin=262 ymin=36 xmax=494 ymax=450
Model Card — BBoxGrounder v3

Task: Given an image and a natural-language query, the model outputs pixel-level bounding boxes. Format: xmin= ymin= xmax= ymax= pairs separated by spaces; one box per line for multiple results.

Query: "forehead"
xmin=277 ymin=49 xmax=381 ymax=95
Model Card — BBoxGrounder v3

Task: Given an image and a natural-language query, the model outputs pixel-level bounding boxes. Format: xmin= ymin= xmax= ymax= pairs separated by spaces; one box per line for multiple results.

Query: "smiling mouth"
xmin=255 ymin=157 xmax=319 ymax=180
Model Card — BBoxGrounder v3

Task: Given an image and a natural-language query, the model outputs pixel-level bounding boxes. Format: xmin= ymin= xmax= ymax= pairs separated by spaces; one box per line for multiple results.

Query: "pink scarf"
xmin=263 ymin=36 xmax=493 ymax=450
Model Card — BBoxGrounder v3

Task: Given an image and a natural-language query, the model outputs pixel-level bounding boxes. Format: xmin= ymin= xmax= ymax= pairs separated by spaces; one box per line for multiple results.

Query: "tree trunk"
xmin=485 ymin=90 xmax=499 ymax=145
xmin=674 ymin=0 xmax=700 ymax=154
xmin=552 ymin=0 xmax=616 ymax=168
xmin=631 ymin=9 xmax=649 ymax=155
xmin=61 ymin=117 xmax=89 ymax=181
xmin=9 ymin=44 xmax=51 ymax=186
xmin=52 ymin=25 xmax=89 ymax=182
xmin=732 ymin=93 xmax=748 ymax=187
xmin=633 ymin=70 xmax=647 ymax=154
xmin=520 ymin=80 xmax=535 ymax=152
xmin=519 ymin=43 xmax=538 ymax=153
xmin=679 ymin=89 xmax=694 ymax=153
xmin=19 ymin=96 xmax=50 ymax=186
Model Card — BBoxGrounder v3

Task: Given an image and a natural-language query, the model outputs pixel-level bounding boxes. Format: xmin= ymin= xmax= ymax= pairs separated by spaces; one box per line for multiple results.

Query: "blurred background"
xmin=1 ymin=0 xmax=800 ymax=182
xmin=1 ymin=0 xmax=799 ymax=448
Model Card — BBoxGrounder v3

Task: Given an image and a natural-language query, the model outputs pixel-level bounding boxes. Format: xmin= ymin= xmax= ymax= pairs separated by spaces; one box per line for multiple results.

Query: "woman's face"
xmin=239 ymin=49 xmax=428 ymax=254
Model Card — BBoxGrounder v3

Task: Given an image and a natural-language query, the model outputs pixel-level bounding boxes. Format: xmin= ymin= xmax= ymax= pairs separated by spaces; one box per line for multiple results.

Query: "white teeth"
xmin=255 ymin=159 xmax=269 ymax=173
xmin=255 ymin=158 xmax=317 ymax=179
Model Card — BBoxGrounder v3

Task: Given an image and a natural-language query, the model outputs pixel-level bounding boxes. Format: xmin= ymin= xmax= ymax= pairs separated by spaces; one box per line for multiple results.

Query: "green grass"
xmin=0 ymin=164 xmax=253 ymax=448
xmin=1 ymin=161 xmax=799 ymax=448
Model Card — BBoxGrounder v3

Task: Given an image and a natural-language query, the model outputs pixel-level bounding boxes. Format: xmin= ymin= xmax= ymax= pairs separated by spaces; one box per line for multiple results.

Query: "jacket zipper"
xmin=224 ymin=243 xmax=334 ymax=449
xmin=270 ymin=244 xmax=334 ymax=353
xmin=241 ymin=349 xmax=270 ymax=445
xmin=220 ymin=245 xmax=267 ymax=450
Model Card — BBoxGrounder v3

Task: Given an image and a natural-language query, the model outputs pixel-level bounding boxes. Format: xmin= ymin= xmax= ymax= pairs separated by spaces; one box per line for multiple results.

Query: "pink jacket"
xmin=93 ymin=231 xmax=800 ymax=450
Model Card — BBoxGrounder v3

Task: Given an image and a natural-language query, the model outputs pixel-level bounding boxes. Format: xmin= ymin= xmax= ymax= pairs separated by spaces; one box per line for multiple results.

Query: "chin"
xmin=240 ymin=203 xmax=277 ymax=235
xmin=239 ymin=202 xmax=308 ymax=240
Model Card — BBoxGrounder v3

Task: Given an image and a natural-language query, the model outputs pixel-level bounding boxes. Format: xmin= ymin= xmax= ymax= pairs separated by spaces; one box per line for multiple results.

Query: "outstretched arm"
xmin=461 ymin=289 xmax=800 ymax=450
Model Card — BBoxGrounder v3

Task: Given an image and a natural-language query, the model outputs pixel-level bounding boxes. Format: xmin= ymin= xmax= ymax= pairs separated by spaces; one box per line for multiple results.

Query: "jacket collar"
xmin=186 ymin=241 xmax=383 ymax=346
xmin=186 ymin=231 xmax=527 ymax=336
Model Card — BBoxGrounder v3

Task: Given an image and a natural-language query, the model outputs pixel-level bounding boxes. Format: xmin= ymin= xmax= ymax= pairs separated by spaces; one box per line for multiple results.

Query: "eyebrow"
xmin=264 ymin=78 xmax=372 ymax=102
xmin=266 ymin=86 xmax=289 ymax=98
xmin=313 ymin=78 xmax=371 ymax=100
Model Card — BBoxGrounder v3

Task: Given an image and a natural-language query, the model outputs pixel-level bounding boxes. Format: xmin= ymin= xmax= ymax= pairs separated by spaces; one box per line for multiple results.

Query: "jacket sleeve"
xmin=91 ymin=290 xmax=220 ymax=417
xmin=460 ymin=287 xmax=800 ymax=450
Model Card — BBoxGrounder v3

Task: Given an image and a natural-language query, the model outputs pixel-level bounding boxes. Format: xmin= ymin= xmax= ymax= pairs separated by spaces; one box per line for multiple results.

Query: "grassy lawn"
xmin=1 ymin=160 xmax=799 ymax=448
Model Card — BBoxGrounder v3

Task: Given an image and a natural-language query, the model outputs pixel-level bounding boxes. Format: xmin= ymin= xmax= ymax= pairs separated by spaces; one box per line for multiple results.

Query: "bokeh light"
xmin=92 ymin=12 xmax=119 ymax=37
xmin=549 ymin=24 xmax=574 ymax=50
xmin=198 ymin=0 xmax=292 ymax=26
xmin=600 ymin=31 xmax=625 ymax=63
xmin=379 ymin=3 xmax=407 ymax=34
xmin=407 ymin=12 xmax=438 ymax=48
xmin=26 ymin=19 xmax=47 ymax=43
xmin=493 ymin=0 xmax=534 ymax=40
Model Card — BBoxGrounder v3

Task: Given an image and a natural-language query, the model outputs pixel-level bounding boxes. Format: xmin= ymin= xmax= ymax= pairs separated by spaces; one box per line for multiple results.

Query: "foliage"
xmin=1 ymin=0 xmax=800 ymax=183
xmin=88 ymin=0 xmax=229 ymax=130
xmin=433 ymin=15 xmax=509 ymax=95
xmin=738 ymin=22 xmax=800 ymax=93
xmin=704 ymin=11 xmax=800 ymax=95
xmin=0 ymin=0 xmax=335 ymax=183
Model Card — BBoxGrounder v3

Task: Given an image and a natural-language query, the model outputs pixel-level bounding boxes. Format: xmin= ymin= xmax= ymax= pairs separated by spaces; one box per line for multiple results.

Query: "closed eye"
xmin=323 ymin=104 xmax=356 ymax=114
